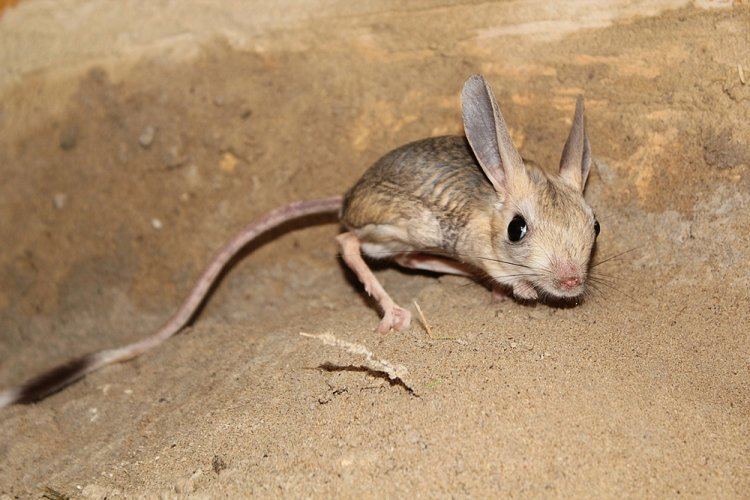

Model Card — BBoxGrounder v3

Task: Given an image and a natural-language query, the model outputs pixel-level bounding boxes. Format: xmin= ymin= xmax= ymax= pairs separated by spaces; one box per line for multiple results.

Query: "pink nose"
xmin=560 ymin=276 xmax=581 ymax=289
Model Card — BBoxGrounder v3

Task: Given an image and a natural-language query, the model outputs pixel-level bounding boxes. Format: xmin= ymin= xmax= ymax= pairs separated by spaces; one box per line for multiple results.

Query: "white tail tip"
xmin=0 ymin=387 xmax=20 ymax=409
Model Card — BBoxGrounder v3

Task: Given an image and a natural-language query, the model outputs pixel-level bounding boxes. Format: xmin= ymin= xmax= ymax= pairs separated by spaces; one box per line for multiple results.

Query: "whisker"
xmin=493 ymin=273 xmax=541 ymax=279
xmin=586 ymin=281 xmax=604 ymax=296
xmin=583 ymin=283 xmax=605 ymax=305
xmin=588 ymin=278 xmax=638 ymax=302
xmin=587 ymin=279 xmax=623 ymax=293
xmin=589 ymin=274 xmax=636 ymax=289
xmin=595 ymin=214 xmax=616 ymax=222
xmin=589 ymin=270 xmax=636 ymax=287
xmin=591 ymin=247 xmax=638 ymax=268
xmin=459 ymin=272 xmax=541 ymax=289
xmin=460 ymin=274 xmax=494 ymax=289
xmin=588 ymin=272 xmax=626 ymax=285
xmin=587 ymin=275 xmax=619 ymax=287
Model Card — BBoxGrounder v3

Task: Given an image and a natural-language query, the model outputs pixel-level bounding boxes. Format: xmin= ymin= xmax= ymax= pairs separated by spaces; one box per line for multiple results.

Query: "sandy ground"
xmin=0 ymin=0 xmax=749 ymax=497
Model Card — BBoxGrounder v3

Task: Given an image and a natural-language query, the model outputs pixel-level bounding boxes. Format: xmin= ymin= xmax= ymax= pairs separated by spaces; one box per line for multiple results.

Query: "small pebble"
xmin=185 ymin=164 xmax=200 ymax=186
xmin=219 ymin=151 xmax=238 ymax=173
xmin=117 ymin=143 xmax=129 ymax=164
xmin=406 ymin=430 xmax=421 ymax=444
xmin=151 ymin=218 xmax=163 ymax=229
xmin=212 ymin=455 xmax=227 ymax=474
xmin=59 ymin=126 xmax=78 ymax=150
xmin=139 ymin=125 xmax=156 ymax=148
xmin=53 ymin=193 xmax=67 ymax=209
xmin=164 ymin=145 xmax=187 ymax=169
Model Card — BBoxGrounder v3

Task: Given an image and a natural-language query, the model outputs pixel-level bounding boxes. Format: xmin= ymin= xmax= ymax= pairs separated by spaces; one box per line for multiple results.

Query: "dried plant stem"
xmin=413 ymin=301 xmax=434 ymax=338
xmin=413 ymin=300 xmax=458 ymax=341
xmin=300 ymin=332 xmax=417 ymax=394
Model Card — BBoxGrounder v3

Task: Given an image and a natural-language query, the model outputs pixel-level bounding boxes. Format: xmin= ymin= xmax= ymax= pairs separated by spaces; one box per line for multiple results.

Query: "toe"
xmin=377 ymin=306 xmax=411 ymax=333
xmin=392 ymin=307 xmax=412 ymax=331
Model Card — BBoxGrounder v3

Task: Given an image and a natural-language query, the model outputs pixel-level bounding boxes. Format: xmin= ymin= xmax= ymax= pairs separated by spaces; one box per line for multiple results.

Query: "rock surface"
xmin=0 ymin=0 xmax=748 ymax=497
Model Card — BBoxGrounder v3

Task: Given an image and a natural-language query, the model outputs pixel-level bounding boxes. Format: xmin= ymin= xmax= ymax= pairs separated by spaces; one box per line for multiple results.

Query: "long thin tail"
xmin=0 ymin=196 xmax=343 ymax=408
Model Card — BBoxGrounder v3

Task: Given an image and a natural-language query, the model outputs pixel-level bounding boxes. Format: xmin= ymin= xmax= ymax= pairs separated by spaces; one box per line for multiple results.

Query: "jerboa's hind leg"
xmin=336 ymin=232 xmax=411 ymax=333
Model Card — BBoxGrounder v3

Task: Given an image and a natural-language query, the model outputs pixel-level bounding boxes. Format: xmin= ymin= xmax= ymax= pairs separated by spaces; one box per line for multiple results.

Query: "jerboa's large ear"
xmin=461 ymin=75 xmax=524 ymax=192
xmin=559 ymin=96 xmax=592 ymax=192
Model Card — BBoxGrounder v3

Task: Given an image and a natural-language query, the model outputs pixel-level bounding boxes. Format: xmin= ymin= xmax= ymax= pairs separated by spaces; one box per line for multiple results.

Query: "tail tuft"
xmin=0 ymin=387 xmax=21 ymax=409
xmin=12 ymin=353 xmax=97 ymax=405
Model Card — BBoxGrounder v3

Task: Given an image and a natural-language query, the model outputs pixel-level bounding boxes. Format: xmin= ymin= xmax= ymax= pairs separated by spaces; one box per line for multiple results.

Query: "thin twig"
xmin=300 ymin=331 xmax=417 ymax=394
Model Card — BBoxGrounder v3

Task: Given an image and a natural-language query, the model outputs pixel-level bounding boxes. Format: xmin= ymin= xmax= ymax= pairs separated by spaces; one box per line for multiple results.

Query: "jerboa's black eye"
xmin=508 ymin=215 xmax=527 ymax=242
xmin=594 ymin=219 xmax=601 ymax=237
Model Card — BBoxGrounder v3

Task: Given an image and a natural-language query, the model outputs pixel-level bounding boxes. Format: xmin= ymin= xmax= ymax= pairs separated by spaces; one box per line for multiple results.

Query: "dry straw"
xmin=300 ymin=331 xmax=417 ymax=394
